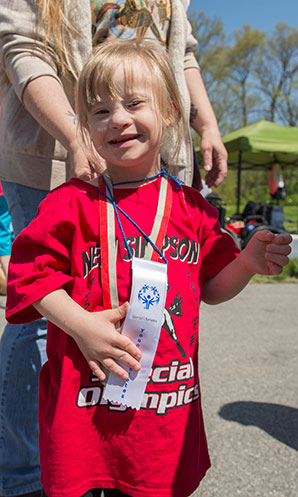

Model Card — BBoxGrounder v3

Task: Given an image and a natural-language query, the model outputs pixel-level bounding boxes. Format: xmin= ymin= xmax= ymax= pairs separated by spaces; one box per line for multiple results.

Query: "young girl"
xmin=6 ymin=39 xmax=292 ymax=497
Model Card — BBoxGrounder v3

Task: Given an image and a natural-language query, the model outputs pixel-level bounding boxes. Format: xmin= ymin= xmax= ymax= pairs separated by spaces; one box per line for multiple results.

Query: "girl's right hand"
xmin=72 ymin=302 xmax=142 ymax=382
xmin=33 ymin=291 xmax=140 ymax=381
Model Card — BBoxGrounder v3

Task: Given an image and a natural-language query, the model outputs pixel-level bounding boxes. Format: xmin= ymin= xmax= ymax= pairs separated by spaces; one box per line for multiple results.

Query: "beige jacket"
xmin=0 ymin=0 xmax=198 ymax=190
xmin=0 ymin=0 xmax=92 ymax=190
xmin=164 ymin=0 xmax=199 ymax=185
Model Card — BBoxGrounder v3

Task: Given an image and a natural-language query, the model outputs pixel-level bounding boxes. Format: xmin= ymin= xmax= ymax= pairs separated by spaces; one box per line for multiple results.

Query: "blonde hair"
xmin=76 ymin=38 xmax=185 ymax=168
xmin=1 ymin=0 xmax=74 ymax=86
xmin=36 ymin=0 xmax=77 ymax=75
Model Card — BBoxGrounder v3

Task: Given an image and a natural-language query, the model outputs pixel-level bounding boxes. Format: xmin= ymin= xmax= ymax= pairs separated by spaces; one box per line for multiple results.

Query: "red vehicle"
xmin=206 ymin=193 xmax=285 ymax=249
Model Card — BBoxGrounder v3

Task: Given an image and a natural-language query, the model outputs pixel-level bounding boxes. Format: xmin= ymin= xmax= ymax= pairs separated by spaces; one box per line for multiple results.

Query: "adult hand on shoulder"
xmin=200 ymin=127 xmax=228 ymax=188
xmin=240 ymin=231 xmax=292 ymax=276
xmin=74 ymin=302 xmax=142 ymax=382
xmin=69 ymin=143 xmax=101 ymax=181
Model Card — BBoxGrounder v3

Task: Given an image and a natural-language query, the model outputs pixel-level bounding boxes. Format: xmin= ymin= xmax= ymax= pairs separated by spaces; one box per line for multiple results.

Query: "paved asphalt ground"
xmin=193 ymin=284 xmax=298 ymax=497
xmin=0 ymin=284 xmax=297 ymax=497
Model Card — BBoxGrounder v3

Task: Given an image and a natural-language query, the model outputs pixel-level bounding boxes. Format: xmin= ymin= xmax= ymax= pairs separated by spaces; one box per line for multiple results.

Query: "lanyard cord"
xmin=112 ymin=168 xmax=184 ymax=188
xmin=98 ymin=171 xmax=179 ymax=264
xmin=101 ymin=176 xmax=134 ymax=260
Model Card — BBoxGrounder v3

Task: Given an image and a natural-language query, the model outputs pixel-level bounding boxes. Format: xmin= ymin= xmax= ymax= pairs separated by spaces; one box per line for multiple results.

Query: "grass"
xmin=283 ymin=206 xmax=298 ymax=233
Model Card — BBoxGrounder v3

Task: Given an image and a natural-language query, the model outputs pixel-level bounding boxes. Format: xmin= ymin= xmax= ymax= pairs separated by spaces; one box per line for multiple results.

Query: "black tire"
xmin=221 ymin=227 xmax=242 ymax=250
xmin=242 ymin=224 xmax=281 ymax=249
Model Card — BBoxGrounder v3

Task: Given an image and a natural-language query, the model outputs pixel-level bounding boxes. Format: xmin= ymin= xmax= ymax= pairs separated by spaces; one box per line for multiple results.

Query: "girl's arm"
xmin=33 ymin=288 xmax=141 ymax=381
xmin=202 ymin=231 xmax=292 ymax=305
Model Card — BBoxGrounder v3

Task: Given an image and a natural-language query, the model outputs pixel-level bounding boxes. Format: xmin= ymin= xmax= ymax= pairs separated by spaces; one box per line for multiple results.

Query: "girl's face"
xmin=87 ymin=59 xmax=164 ymax=184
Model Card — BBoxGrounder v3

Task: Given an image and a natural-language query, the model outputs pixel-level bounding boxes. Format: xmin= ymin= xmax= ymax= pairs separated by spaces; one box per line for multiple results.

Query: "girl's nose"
xmin=111 ymin=105 xmax=131 ymax=128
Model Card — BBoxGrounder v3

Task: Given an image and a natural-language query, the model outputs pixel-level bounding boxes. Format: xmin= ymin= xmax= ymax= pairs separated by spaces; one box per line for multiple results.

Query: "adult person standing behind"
xmin=0 ymin=2 xmax=94 ymax=497
xmin=0 ymin=1 xmax=227 ymax=496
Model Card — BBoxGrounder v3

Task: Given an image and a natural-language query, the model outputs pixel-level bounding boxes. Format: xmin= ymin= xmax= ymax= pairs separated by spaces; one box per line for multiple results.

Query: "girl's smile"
xmin=108 ymin=133 xmax=142 ymax=146
xmin=87 ymin=59 xmax=164 ymax=184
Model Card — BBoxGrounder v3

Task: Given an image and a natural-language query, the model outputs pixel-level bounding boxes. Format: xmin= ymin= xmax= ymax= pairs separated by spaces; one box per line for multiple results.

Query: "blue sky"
xmin=189 ymin=0 xmax=298 ymax=36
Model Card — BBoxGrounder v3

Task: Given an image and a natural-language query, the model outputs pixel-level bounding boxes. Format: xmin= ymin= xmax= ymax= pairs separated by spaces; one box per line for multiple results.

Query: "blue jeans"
xmin=0 ymin=182 xmax=48 ymax=496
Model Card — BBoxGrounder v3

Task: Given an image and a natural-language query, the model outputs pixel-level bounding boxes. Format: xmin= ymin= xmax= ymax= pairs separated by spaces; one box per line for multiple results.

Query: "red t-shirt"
xmin=6 ymin=177 xmax=239 ymax=497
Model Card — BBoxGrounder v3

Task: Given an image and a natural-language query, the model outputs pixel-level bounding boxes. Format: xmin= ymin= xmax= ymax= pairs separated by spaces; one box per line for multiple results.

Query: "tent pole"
xmin=237 ymin=150 xmax=242 ymax=214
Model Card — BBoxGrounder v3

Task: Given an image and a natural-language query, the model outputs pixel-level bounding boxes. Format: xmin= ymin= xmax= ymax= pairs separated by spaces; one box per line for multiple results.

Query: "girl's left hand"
xmin=243 ymin=230 xmax=292 ymax=276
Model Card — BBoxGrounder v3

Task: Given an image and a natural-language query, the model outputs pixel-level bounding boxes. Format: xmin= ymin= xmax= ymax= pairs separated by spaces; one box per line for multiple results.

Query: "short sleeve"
xmin=198 ymin=197 xmax=240 ymax=284
xmin=6 ymin=184 xmax=77 ymax=324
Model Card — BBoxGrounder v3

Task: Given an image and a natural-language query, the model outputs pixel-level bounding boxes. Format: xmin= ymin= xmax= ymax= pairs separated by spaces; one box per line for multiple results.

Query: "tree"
xmin=190 ymin=12 xmax=298 ymax=131
xmin=225 ymin=25 xmax=265 ymax=127
xmin=255 ymin=24 xmax=298 ymax=126
xmin=189 ymin=15 xmax=266 ymax=132
xmin=189 ymin=11 xmax=236 ymax=132
xmin=189 ymin=11 xmax=226 ymax=90
xmin=189 ymin=13 xmax=298 ymax=210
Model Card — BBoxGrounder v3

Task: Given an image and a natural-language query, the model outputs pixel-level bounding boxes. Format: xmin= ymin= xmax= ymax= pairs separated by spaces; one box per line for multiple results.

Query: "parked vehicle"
xmin=206 ymin=193 xmax=288 ymax=249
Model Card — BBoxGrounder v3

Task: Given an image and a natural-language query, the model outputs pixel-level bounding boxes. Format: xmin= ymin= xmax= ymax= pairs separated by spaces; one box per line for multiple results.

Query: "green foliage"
xmin=189 ymin=13 xmax=298 ymax=132
xmin=191 ymin=11 xmax=298 ymax=231
xmin=285 ymin=258 xmax=298 ymax=277
xmin=202 ymin=167 xmax=298 ymax=230
xmin=256 ymin=24 xmax=298 ymax=125
xmin=209 ymin=169 xmax=272 ymax=211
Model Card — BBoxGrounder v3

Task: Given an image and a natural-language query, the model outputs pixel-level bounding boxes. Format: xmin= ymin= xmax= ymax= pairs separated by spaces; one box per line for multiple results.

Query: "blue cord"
xmin=102 ymin=177 xmax=133 ymax=260
xmin=161 ymin=169 xmax=184 ymax=188
xmin=112 ymin=170 xmax=162 ymax=186
xmin=99 ymin=174 xmax=169 ymax=264
xmin=112 ymin=169 xmax=184 ymax=189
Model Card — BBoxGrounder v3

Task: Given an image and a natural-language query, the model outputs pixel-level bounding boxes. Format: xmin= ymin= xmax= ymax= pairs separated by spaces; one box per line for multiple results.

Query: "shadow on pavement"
xmin=219 ymin=401 xmax=298 ymax=451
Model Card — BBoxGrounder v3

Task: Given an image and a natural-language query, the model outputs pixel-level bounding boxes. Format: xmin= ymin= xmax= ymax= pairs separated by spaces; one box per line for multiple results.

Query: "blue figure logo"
xmin=138 ymin=285 xmax=160 ymax=310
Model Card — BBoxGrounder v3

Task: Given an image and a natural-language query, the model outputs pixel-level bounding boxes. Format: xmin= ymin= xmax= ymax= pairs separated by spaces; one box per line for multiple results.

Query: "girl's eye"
xmin=95 ymin=109 xmax=109 ymax=115
xmin=128 ymin=100 xmax=142 ymax=109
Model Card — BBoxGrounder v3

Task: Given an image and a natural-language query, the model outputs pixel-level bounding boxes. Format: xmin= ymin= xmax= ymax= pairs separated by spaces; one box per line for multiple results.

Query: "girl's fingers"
xmin=109 ymin=302 xmax=129 ymax=324
xmin=89 ymin=350 xmax=140 ymax=381
xmin=89 ymin=360 xmax=106 ymax=381
xmin=113 ymin=346 xmax=141 ymax=370
xmin=267 ymin=243 xmax=292 ymax=256
xmin=112 ymin=333 xmax=142 ymax=361
xmin=102 ymin=356 xmax=139 ymax=381
xmin=273 ymin=233 xmax=293 ymax=245
xmin=267 ymin=260 xmax=284 ymax=275
xmin=267 ymin=262 xmax=280 ymax=276
xmin=101 ymin=337 xmax=142 ymax=380
xmin=265 ymin=251 xmax=289 ymax=269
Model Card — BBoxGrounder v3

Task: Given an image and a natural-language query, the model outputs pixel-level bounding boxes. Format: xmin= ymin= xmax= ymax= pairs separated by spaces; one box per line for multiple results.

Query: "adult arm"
xmin=22 ymin=75 xmax=98 ymax=180
xmin=202 ymin=231 xmax=292 ymax=305
xmin=181 ymin=0 xmax=227 ymax=187
xmin=0 ymin=1 xmax=99 ymax=180
xmin=185 ymin=67 xmax=228 ymax=188
xmin=33 ymin=288 xmax=141 ymax=381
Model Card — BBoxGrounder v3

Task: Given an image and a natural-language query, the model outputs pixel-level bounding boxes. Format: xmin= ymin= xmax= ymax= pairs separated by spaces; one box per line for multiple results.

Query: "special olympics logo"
xmin=138 ymin=285 xmax=160 ymax=310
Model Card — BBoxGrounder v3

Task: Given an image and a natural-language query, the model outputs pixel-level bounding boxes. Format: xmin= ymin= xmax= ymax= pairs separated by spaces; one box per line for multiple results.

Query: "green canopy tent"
xmin=197 ymin=120 xmax=298 ymax=213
